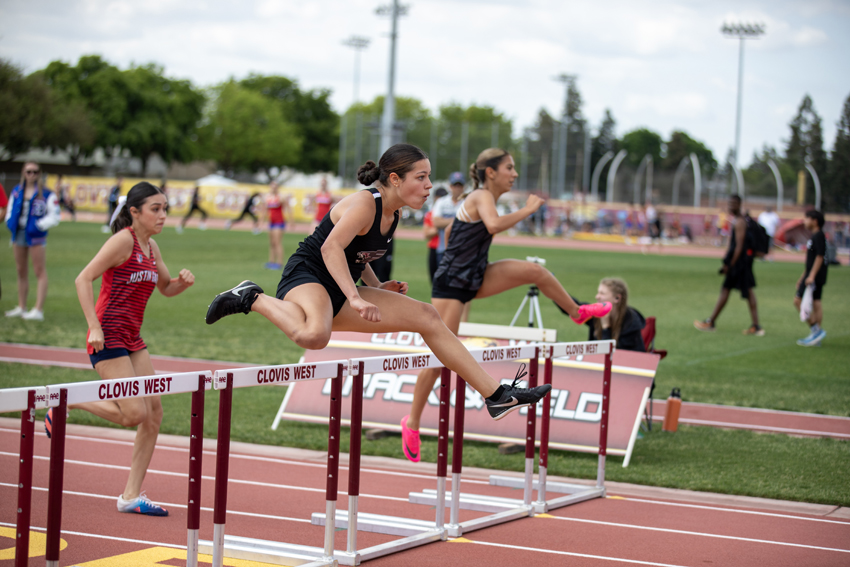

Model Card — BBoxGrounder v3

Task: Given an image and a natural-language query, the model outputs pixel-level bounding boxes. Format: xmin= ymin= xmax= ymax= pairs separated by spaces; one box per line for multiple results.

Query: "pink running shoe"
xmin=571 ymin=302 xmax=612 ymax=325
xmin=401 ymin=415 xmax=421 ymax=463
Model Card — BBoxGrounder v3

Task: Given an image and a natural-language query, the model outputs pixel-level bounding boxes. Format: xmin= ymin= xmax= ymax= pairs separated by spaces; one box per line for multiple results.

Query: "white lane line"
xmin=0 ymin=427 xmax=490 ymax=485
xmin=653 ymin=419 xmax=850 ymax=439
xmin=0 ymin=453 xmax=410 ymax=504
xmin=456 ymin=538 xmax=690 ymax=567
xmin=0 ymin=521 xmax=185 ymax=549
xmin=0 ymin=356 xmax=92 ymax=369
xmin=0 ymin=484 xmax=311 ymax=523
xmin=545 ymin=515 xmax=850 ymax=554
xmin=613 ymin=496 xmax=849 ymax=525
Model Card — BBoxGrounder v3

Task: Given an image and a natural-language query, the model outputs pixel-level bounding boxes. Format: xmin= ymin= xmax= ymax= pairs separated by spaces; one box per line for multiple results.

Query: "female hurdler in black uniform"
xmin=206 ymin=143 xmax=551 ymax=420
xmin=401 ymin=148 xmax=612 ymax=462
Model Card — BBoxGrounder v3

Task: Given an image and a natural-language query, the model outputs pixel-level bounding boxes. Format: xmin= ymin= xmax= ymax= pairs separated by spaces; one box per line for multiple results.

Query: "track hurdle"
xmin=199 ymin=360 xmax=348 ymax=567
xmin=487 ymin=340 xmax=617 ymax=514
xmin=0 ymin=386 xmax=47 ymax=567
xmin=409 ymin=340 xmax=616 ymax=537
xmin=14 ymin=371 xmax=213 ymax=567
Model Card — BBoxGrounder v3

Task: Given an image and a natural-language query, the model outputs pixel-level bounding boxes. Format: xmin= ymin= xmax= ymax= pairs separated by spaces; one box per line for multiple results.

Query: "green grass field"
xmin=1 ymin=222 xmax=848 ymax=505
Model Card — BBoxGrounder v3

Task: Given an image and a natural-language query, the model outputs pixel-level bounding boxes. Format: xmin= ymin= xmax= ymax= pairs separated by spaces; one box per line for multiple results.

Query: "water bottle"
xmin=662 ymin=388 xmax=682 ymax=432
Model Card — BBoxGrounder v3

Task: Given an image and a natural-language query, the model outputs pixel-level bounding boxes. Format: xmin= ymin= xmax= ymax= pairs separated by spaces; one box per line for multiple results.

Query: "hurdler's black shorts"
xmin=276 ymin=258 xmax=348 ymax=317
xmin=431 ymin=273 xmax=478 ymax=304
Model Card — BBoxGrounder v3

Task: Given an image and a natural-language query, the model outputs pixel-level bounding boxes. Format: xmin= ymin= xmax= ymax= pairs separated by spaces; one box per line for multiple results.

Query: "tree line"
xmin=1 ymin=55 xmax=847 ymax=211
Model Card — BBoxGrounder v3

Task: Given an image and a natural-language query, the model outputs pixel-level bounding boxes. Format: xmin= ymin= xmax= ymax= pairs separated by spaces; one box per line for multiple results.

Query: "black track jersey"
xmin=433 ymin=203 xmax=492 ymax=291
xmin=285 ymin=188 xmax=399 ymax=288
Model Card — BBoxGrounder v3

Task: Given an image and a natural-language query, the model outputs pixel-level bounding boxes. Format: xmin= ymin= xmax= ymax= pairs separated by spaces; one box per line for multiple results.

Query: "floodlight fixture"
xmin=553 ymin=73 xmax=577 ymax=198
xmin=721 ymin=21 xmax=766 ymax=175
xmin=376 ymin=1 xmax=409 ymax=154
xmin=342 ymin=36 xmax=370 ymax=104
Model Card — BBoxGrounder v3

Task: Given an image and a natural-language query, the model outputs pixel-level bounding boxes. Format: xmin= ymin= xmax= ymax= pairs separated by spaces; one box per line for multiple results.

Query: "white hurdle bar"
xmin=0 ymin=372 xmax=214 ymax=567
xmin=200 ymin=360 xmax=348 ymax=567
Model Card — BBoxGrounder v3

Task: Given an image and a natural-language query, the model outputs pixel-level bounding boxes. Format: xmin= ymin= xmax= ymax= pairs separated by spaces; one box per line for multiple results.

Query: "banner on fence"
xmin=273 ymin=331 xmax=659 ymax=463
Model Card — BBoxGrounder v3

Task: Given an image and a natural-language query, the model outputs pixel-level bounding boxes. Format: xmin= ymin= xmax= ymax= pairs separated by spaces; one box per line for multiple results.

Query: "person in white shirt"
xmin=757 ymin=207 xmax=781 ymax=255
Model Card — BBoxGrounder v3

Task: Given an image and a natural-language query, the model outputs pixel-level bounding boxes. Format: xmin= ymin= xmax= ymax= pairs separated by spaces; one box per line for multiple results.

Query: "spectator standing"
xmin=264 ymin=182 xmax=287 ymax=270
xmin=432 ymin=172 xmax=467 ymax=261
xmin=0 ymin=181 xmax=7 ymax=299
xmin=5 ymin=162 xmax=61 ymax=321
xmin=56 ymin=175 xmax=76 ymax=221
xmin=757 ymin=206 xmax=781 ymax=257
xmin=103 ymin=176 xmax=122 ymax=233
xmin=177 ymin=185 xmax=207 ymax=233
xmin=311 ymin=178 xmax=334 ymax=234
xmin=794 ymin=210 xmax=829 ymax=346
xmin=424 ymin=187 xmax=448 ymax=283
xmin=694 ymin=195 xmax=763 ymax=335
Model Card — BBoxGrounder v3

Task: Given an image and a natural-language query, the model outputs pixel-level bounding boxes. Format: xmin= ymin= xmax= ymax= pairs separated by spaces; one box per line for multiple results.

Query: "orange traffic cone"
xmin=662 ymin=388 xmax=682 ymax=432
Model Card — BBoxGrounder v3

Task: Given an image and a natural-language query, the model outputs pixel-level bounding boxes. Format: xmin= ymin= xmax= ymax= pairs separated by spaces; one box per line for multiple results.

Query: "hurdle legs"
xmin=534 ymin=354 xmax=554 ymax=514
xmin=14 ymin=390 xmax=36 ymax=567
xmin=596 ymin=353 xmax=612 ymax=492
xmin=447 ymin=377 xmax=466 ymax=537
xmin=186 ymin=375 xmax=206 ymax=567
xmin=45 ymin=388 xmax=67 ymax=567
xmin=523 ymin=351 xmax=540 ymax=508
xmin=212 ymin=373 xmax=233 ymax=567
xmin=344 ymin=363 xmax=364 ymax=561
xmin=436 ymin=368 xmax=451 ymax=531
xmin=323 ymin=364 xmax=345 ymax=562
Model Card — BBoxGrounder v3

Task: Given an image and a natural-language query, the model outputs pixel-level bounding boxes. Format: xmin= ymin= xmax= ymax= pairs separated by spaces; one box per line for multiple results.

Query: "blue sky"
xmin=2 ymin=0 xmax=848 ymax=165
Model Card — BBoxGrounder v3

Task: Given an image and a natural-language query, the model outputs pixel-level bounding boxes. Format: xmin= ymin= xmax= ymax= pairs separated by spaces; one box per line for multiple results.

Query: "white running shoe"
xmin=199 ymin=222 xmax=207 ymax=231
xmin=22 ymin=308 xmax=44 ymax=321
xmin=175 ymin=225 xmax=184 ymax=234
xmin=5 ymin=306 xmax=25 ymax=318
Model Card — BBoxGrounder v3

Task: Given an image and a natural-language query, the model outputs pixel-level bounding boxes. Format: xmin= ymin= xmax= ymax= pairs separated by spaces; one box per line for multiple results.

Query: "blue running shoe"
xmin=813 ymin=328 xmax=827 ymax=344
xmin=117 ymin=491 xmax=168 ymax=516
xmin=797 ymin=332 xmax=823 ymax=347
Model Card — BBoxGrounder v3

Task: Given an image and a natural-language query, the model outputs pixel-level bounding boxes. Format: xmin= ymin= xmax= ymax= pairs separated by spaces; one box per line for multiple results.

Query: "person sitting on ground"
xmin=205 ymin=143 xmax=553 ymax=432
xmin=577 ymin=277 xmax=646 ymax=352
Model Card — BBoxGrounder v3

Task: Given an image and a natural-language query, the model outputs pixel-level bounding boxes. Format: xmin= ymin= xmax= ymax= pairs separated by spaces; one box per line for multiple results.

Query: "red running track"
xmin=1 ymin=419 xmax=849 ymax=567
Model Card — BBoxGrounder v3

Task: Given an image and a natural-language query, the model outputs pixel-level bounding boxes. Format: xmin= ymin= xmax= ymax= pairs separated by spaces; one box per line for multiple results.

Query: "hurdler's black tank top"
xmin=286 ymin=188 xmax=398 ymax=289
xmin=433 ymin=196 xmax=493 ymax=291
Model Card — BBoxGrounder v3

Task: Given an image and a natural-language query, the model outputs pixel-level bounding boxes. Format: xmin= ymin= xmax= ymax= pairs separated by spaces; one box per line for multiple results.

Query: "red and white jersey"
xmin=88 ymin=228 xmax=158 ymax=354
xmin=315 ymin=192 xmax=333 ymax=221
xmin=267 ymin=194 xmax=285 ymax=224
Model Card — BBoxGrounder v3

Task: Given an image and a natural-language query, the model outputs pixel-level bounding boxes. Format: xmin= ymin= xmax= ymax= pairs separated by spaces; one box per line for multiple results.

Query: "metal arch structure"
xmin=767 ymin=159 xmax=784 ymax=212
xmin=729 ymin=162 xmax=745 ymax=200
xmin=672 ymin=157 xmax=689 ymax=207
xmin=605 ymin=149 xmax=628 ymax=203
xmin=690 ymin=153 xmax=703 ymax=208
xmin=805 ymin=163 xmax=822 ymax=211
xmin=633 ymin=154 xmax=653 ymax=204
xmin=590 ymin=151 xmax=613 ymax=201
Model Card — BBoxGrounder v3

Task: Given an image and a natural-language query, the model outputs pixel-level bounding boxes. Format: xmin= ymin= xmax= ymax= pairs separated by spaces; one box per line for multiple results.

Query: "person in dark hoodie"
xmin=581 ymin=277 xmax=646 ymax=351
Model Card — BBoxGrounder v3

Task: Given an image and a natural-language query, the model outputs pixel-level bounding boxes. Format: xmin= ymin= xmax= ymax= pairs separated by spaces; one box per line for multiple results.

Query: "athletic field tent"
xmin=195 ymin=174 xmax=238 ymax=187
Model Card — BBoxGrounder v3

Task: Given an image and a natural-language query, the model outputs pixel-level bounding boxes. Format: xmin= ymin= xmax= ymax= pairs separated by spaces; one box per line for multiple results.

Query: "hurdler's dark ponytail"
xmin=356 ymin=143 xmax=429 ymax=187
xmin=111 ymin=182 xmax=164 ymax=234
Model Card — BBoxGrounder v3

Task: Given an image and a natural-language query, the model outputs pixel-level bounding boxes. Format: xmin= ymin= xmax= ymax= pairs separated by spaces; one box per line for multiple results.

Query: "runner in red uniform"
xmin=265 ymin=182 xmax=287 ymax=270
xmin=50 ymin=182 xmax=194 ymax=516
xmin=311 ymin=177 xmax=333 ymax=234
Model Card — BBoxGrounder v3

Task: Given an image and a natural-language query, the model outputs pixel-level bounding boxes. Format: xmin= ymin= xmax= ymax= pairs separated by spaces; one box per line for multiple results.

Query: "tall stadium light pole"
xmin=343 ymin=36 xmax=370 ymax=104
xmin=377 ymin=1 xmax=409 ymax=155
xmin=340 ymin=36 xmax=370 ymax=182
xmin=554 ymin=74 xmax=576 ymax=198
xmin=721 ymin=22 xmax=765 ymax=171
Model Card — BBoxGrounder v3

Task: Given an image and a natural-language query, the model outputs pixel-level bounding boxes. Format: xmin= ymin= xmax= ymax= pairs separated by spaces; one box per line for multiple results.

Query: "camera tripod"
xmin=509 ymin=285 xmax=545 ymax=329
xmin=509 ymin=257 xmax=548 ymax=330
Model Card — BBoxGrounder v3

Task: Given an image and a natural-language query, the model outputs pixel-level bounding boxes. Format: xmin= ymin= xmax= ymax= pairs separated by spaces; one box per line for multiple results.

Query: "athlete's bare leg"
xmin=474 ymin=259 xmax=581 ymax=318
